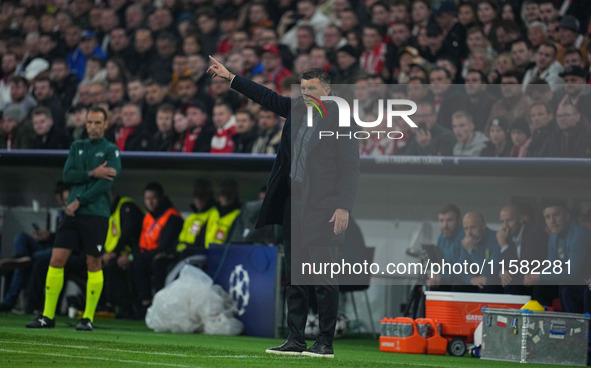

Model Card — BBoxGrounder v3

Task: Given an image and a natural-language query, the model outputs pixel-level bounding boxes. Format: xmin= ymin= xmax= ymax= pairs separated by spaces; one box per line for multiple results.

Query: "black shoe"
xmin=75 ymin=318 xmax=93 ymax=331
xmin=0 ymin=256 xmax=32 ymax=271
xmin=301 ymin=342 xmax=334 ymax=358
xmin=265 ymin=339 xmax=307 ymax=356
xmin=26 ymin=315 xmax=55 ymax=328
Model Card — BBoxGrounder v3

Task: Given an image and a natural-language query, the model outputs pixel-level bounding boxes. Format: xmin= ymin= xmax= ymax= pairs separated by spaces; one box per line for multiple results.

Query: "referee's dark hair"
xmin=144 ymin=182 xmax=164 ymax=197
xmin=88 ymin=106 xmax=108 ymax=121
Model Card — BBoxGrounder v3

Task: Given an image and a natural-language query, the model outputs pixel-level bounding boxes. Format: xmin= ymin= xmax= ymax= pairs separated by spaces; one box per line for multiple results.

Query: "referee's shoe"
xmin=26 ymin=315 xmax=55 ymax=328
xmin=76 ymin=318 xmax=94 ymax=331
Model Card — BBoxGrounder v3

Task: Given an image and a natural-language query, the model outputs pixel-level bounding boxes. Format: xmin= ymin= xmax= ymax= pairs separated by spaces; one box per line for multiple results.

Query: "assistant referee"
xmin=27 ymin=106 xmax=121 ymax=331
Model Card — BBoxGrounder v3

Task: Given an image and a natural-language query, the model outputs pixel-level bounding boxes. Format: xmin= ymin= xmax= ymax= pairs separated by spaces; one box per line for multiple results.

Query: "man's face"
xmin=429 ymin=70 xmax=450 ymax=96
xmin=172 ymin=56 xmax=188 ymax=76
xmin=372 ymin=5 xmax=389 ymax=25
xmin=79 ymin=37 xmax=97 ymax=56
xmin=127 ymin=81 xmax=145 ymax=103
xmin=126 ymin=8 xmax=144 ymax=29
xmin=258 ymin=110 xmax=277 ymax=130
xmin=310 ymin=49 xmax=327 ymax=69
xmin=556 ymin=104 xmax=580 ymax=130
xmin=144 ymin=190 xmax=161 ymax=212
xmin=197 ymin=15 xmax=216 ymax=34
xmin=32 ymin=113 xmax=53 ymax=136
xmin=300 ymin=78 xmax=331 ymax=107
xmin=336 ymin=51 xmax=356 ymax=70
xmin=559 ymin=27 xmax=578 ymax=47
xmin=213 ymin=105 xmax=232 ymax=129
xmin=465 ymin=72 xmax=485 ymax=95
xmin=298 ymin=1 xmax=315 ymax=20
xmin=135 ymin=30 xmax=153 ymax=53
xmin=108 ymin=83 xmax=125 ymax=103
xmin=145 ymin=84 xmax=164 ymax=106
xmin=415 ymin=104 xmax=436 ymax=129
xmin=530 ymin=104 xmax=552 ymax=130
xmin=10 ymin=81 xmax=27 ymax=101
xmin=34 ymin=81 xmax=52 ymax=101
xmin=340 ymin=11 xmax=358 ymax=32
xmin=390 ymin=4 xmax=408 ymax=22
xmin=2 ymin=54 xmax=17 ymax=75
xmin=438 ymin=212 xmax=459 ymax=239
xmin=564 ymin=52 xmax=584 ymax=68
xmin=101 ymin=9 xmax=118 ymax=31
xmin=64 ymin=26 xmax=80 ymax=48
xmin=323 ymin=27 xmax=341 ymax=49
xmin=110 ymin=29 xmax=129 ymax=51
xmin=210 ymin=77 xmax=230 ymax=96
xmin=261 ymin=51 xmax=280 ymax=71
xmin=500 ymin=77 xmax=520 ymax=98
xmin=452 ymin=116 xmax=473 ymax=143
xmin=528 ymin=25 xmax=546 ymax=47
xmin=406 ymin=81 xmax=428 ymax=102
xmin=235 ymin=112 xmax=254 ymax=134
xmin=156 ymin=111 xmax=173 ymax=133
xmin=2 ymin=117 xmax=17 ymax=134
xmin=536 ymin=45 xmax=555 ymax=70
xmin=177 ymin=80 xmax=196 ymax=102
xmin=391 ymin=24 xmax=410 ymax=47
xmin=511 ymin=42 xmax=532 ymax=67
xmin=186 ymin=106 xmax=206 ymax=128
xmin=564 ymin=75 xmax=586 ymax=96
xmin=297 ymin=29 xmax=315 ymax=51
xmin=85 ymin=110 xmax=108 ymax=139
xmin=539 ymin=3 xmax=557 ymax=23
xmin=89 ymin=84 xmax=105 ymax=104
xmin=544 ymin=206 xmax=569 ymax=234
xmin=362 ymin=28 xmax=381 ymax=50
xmin=241 ymin=49 xmax=258 ymax=70
xmin=156 ymin=39 xmax=175 ymax=58
xmin=232 ymin=32 xmax=249 ymax=50
xmin=121 ymin=105 xmax=142 ymax=128
xmin=427 ymin=33 xmax=444 ymax=52
xmin=463 ymin=215 xmax=485 ymax=243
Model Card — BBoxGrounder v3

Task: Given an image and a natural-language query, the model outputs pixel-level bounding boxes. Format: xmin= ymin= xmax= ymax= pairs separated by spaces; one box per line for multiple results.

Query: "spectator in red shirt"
xmin=210 ymin=102 xmax=236 ymax=154
xmin=216 ymin=12 xmax=238 ymax=55
xmin=260 ymin=45 xmax=292 ymax=93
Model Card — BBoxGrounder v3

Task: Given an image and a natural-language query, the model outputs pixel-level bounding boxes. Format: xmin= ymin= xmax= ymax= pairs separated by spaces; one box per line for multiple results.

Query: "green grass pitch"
xmin=0 ymin=314 xmax=571 ymax=367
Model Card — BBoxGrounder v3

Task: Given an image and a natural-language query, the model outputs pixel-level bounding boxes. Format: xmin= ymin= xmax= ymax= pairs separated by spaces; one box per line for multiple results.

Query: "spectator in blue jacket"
xmin=524 ymin=203 xmax=591 ymax=312
xmin=67 ymin=30 xmax=106 ymax=81
xmin=427 ymin=204 xmax=465 ymax=289
xmin=453 ymin=212 xmax=502 ymax=293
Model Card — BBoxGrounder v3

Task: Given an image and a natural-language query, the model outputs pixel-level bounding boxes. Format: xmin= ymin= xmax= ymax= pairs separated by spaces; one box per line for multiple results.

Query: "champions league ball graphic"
xmin=228 ymin=264 xmax=250 ymax=316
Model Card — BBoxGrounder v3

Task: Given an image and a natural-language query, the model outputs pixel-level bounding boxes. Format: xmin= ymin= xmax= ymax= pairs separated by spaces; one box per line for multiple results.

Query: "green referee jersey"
xmin=62 ymin=137 xmax=122 ymax=218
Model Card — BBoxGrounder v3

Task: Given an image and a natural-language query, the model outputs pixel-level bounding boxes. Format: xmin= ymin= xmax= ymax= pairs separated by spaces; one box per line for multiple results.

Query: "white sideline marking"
xmin=0 ymin=349 xmax=195 ymax=367
xmin=0 ymin=340 xmax=192 ymax=357
xmin=0 ymin=341 xmax=262 ymax=360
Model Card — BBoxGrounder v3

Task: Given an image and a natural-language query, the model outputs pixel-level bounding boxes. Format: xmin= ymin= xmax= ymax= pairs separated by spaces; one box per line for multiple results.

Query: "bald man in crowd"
xmin=453 ymin=212 xmax=502 ymax=293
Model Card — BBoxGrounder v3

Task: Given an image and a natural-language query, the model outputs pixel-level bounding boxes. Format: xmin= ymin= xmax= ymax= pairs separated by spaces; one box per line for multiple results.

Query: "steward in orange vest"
xmin=133 ymin=183 xmax=183 ymax=314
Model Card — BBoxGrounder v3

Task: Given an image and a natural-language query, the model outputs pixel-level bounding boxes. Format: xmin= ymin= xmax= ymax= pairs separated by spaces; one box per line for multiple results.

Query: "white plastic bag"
xmin=145 ymin=264 xmax=244 ymax=335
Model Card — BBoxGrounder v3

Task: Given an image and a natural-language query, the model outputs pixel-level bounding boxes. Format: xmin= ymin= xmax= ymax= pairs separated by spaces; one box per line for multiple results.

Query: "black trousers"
xmin=131 ymin=252 xmax=175 ymax=302
xmin=284 ymin=195 xmax=339 ymax=346
xmin=103 ymin=256 xmax=134 ymax=313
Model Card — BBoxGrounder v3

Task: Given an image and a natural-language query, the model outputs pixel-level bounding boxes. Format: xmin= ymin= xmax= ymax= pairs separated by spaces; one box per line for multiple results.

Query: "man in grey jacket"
xmin=452 ymin=110 xmax=489 ymax=156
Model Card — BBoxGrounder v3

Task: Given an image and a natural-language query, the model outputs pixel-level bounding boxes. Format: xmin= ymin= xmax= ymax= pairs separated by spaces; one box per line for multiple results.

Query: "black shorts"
xmin=53 ymin=215 xmax=109 ymax=258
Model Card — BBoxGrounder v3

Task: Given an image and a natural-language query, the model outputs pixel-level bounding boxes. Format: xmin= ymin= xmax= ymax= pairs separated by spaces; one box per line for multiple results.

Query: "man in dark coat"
xmin=208 ymin=57 xmax=360 ymax=358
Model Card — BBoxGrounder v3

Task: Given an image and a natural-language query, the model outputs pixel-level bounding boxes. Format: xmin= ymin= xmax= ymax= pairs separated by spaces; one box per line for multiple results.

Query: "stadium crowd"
xmin=0 ymin=0 xmax=590 ymax=157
